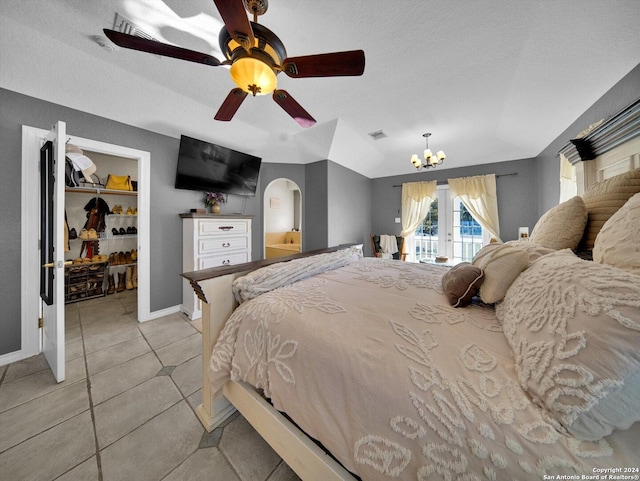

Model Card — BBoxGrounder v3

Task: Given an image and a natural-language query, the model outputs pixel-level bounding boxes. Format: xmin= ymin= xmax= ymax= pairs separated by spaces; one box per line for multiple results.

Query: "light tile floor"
xmin=0 ymin=290 xmax=300 ymax=481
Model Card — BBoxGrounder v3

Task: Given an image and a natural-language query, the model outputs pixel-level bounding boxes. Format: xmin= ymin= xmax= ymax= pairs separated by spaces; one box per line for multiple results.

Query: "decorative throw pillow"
xmin=529 ymin=196 xmax=587 ymax=250
xmin=471 ymin=243 xmax=528 ymax=304
xmin=580 ymin=167 xmax=640 ymax=250
xmin=593 ymin=192 xmax=640 ymax=275
xmin=496 ymin=250 xmax=640 ymax=441
xmin=504 ymin=240 xmax=556 ymax=265
xmin=441 ymin=262 xmax=484 ymax=307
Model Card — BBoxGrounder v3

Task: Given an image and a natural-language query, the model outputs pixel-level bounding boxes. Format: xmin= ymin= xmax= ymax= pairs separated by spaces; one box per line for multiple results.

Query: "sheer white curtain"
xmin=401 ymin=181 xmax=437 ymax=261
xmin=559 ymin=153 xmax=578 ymax=202
xmin=448 ymin=174 xmax=501 ymax=242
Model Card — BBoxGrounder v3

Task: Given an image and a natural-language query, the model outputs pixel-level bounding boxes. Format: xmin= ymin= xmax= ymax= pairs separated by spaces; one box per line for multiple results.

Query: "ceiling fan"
xmin=103 ymin=0 xmax=365 ymax=128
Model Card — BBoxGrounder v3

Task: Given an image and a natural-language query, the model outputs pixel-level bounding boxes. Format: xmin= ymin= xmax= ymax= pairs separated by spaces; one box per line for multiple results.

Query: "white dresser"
xmin=181 ymin=214 xmax=252 ymax=320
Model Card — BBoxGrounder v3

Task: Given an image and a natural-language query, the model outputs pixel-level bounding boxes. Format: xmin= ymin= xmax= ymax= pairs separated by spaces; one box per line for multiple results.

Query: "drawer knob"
xmin=218 ymin=226 xmax=234 ymax=231
xmin=222 ymin=259 xmax=231 ymax=265
xmin=222 ymin=242 xmax=231 ymax=247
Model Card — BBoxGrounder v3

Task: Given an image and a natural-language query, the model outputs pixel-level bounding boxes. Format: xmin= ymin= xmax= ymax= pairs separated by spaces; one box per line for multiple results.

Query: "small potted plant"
xmin=204 ymin=192 xmax=226 ymax=214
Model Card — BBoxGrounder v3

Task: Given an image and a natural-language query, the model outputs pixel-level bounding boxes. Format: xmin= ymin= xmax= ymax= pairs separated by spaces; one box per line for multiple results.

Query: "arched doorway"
xmin=263 ymin=178 xmax=302 ymax=259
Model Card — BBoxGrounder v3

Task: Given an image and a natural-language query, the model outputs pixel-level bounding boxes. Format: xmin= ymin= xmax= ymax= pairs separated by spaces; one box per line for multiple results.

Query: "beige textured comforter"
xmin=210 ymin=257 xmax=640 ymax=480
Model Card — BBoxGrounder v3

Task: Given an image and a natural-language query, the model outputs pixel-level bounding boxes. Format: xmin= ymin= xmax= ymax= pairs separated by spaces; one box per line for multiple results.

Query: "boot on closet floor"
xmin=125 ymin=266 xmax=133 ymax=290
xmin=132 ymin=265 xmax=138 ymax=288
xmin=116 ymin=272 xmax=126 ymax=293
xmin=107 ymin=274 xmax=115 ymax=295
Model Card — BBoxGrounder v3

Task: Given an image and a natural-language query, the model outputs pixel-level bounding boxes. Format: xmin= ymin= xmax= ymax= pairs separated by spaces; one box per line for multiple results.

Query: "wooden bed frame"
xmin=183 ymin=100 xmax=640 ymax=480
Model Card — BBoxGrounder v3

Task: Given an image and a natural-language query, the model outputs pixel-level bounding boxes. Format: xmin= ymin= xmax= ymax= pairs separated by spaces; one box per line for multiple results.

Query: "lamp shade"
xmin=230 ymin=57 xmax=277 ymax=96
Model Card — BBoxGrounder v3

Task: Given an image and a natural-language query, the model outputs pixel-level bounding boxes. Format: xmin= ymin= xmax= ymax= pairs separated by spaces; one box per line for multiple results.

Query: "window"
xmin=452 ymin=197 xmax=485 ymax=262
xmin=415 ymin=186 xmax=489 ymax=263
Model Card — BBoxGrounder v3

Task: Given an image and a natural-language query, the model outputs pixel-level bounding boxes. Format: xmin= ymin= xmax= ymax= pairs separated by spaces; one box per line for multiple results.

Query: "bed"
xmin=183 ymin=122 xmax=640 ymax=479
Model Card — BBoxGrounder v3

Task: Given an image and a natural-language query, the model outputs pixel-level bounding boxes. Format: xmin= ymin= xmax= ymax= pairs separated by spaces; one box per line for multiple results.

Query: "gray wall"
xmin=327 ymin=161 xmax=372 ymax=254
xmin=303 ymin=160 xmax=372 ymax=255
xmin=534 ymin=63 xmax=640 ymax=216
xmin=304 ymin=161 xmax=329 ymax=251
xmin=371 ymin=158 xmax=539 ymax=242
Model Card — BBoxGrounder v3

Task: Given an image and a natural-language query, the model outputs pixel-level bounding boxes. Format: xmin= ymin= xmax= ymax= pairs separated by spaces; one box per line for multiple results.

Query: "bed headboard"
xmin=575 ymin=135 xmax=640 ymax=193
xmin=559 ymin=98 xmax=640 ymax=193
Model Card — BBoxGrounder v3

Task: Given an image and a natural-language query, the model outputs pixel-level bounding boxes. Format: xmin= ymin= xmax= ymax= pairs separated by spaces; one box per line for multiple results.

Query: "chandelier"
xmin=410 ymin=133 xmax=446 ymax=169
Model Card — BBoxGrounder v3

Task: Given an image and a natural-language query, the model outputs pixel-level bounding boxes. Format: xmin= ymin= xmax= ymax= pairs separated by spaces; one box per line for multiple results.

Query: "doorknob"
xmin=42 ymin=261 xmax=73 ymax=268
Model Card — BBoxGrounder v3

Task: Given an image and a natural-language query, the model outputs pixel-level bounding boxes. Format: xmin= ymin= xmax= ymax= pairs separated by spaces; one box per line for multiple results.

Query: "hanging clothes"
xmin=80 ymin=197 xmax=110 ymax=258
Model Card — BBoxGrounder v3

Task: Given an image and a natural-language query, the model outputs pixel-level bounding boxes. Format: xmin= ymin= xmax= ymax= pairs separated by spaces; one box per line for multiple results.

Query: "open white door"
xmin=41 ymin=121 xmax=66 ymax=382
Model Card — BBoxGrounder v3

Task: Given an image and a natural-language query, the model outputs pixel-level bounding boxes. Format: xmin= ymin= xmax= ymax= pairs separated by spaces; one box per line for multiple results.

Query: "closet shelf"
xmin=65 ymin=186 xmax=137 ymax=197
xmin=108 ymin=262 xmax=137 ymax=269
xmin=100 ymin=234 xmax=137 ymax=240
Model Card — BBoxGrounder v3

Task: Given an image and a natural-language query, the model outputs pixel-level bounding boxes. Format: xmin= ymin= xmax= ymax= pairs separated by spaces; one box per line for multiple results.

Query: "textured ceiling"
xmin=1 ymin=0 xmax=639 ymax=178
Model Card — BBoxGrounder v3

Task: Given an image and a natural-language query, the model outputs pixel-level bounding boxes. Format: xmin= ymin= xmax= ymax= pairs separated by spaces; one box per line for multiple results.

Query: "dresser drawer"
xmin=198 ymin=251 xmax=250 ymax=269
xmin=198 ymin=219 xmax=249 ymax=236
xmin=199 ymin=235 xmax=248 ymax=254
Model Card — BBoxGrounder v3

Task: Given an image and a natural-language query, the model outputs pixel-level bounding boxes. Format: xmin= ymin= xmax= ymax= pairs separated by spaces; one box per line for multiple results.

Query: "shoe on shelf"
xmin=119 ymin=227 xmax=126 ymax=235
xmin=132 ymin=207 xmax=138 ymax=215
xmin=126 ymin=206 xmax=133 ymax=215
xmin=130 ymin=249 xmax=137 ymax=262
xmin=131 ymin=226 xmax=137 ymax=234
xmin=112 ymin=228 xmax=119 ymax=236
xmin=87 ymin=228 xmax=98 ymax=240
xmin=69 ymin=228 xmax=77 ymax=239
xmin=125 ymin=251 xmax=133 ymax=264
xmin=78 ymin=228 xmax=89 ymax=240
xmin=118 ymin=251 xmax=127 ymax=265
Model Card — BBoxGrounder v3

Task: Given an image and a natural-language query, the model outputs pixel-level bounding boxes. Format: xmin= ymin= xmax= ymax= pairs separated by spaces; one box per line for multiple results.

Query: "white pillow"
xmin=593 ymin=192 xmax=640 ymax=275
xmin=497 ymin=250 xmax=640 ymax=440
xmin=504 ymin=240 xmax=556 ymax=265
xmin=529 ymin=196 xmax=587 ymax=250
xmin=471 ymin=243 xmax=528 ymax=304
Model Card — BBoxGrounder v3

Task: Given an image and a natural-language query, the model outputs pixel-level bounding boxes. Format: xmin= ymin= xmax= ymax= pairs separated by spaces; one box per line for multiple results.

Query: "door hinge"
xmin=38 ymin=317 xmax=43 ymax=329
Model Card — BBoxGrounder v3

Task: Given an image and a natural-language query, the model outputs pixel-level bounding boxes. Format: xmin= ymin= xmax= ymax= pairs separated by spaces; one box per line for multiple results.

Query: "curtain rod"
xmin=392 ymin=172 xmax=518 ymax=187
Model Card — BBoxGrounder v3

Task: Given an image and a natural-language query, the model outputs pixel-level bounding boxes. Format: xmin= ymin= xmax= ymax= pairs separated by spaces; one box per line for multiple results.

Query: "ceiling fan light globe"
xmin=230 ymin=57 xmax=277 ymax=96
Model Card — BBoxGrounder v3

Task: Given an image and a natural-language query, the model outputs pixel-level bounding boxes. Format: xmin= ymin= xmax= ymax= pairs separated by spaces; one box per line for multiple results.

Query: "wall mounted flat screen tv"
xmin=175 ymin=135 xmax=261 ymax=196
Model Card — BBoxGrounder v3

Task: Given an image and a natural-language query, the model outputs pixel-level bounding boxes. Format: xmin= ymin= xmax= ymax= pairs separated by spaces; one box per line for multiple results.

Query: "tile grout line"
xmin=0 ymin=364 xmax=7 ymax=388
xmin=79 ymin=311 xmax=104 ymax=481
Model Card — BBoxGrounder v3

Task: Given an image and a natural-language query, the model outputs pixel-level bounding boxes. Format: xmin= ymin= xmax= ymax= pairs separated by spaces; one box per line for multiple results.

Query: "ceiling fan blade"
xmin=282 ymin=50 xmax=365 ymax=78
xmin=103 ymin=29 xmax=220 ymax=66
xmin=273 ymin=90 xmax=316 ymax=128
xmin=212 ymin=0 xmax=255 ymax=52
xmin=214 ymin=88 xmax=248 ymax=121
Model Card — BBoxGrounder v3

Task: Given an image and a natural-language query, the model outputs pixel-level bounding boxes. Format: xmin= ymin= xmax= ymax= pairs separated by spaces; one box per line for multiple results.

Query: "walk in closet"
xmin=64 ymin=150 xmax=138 ymax=305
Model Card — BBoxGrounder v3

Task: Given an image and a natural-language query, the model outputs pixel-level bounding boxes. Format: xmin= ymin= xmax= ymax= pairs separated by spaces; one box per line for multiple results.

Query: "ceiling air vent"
xmin=113 ymin=13 xmax=157 ymax=41
xmin=368 ymin=130 xmax=387 ymax=140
